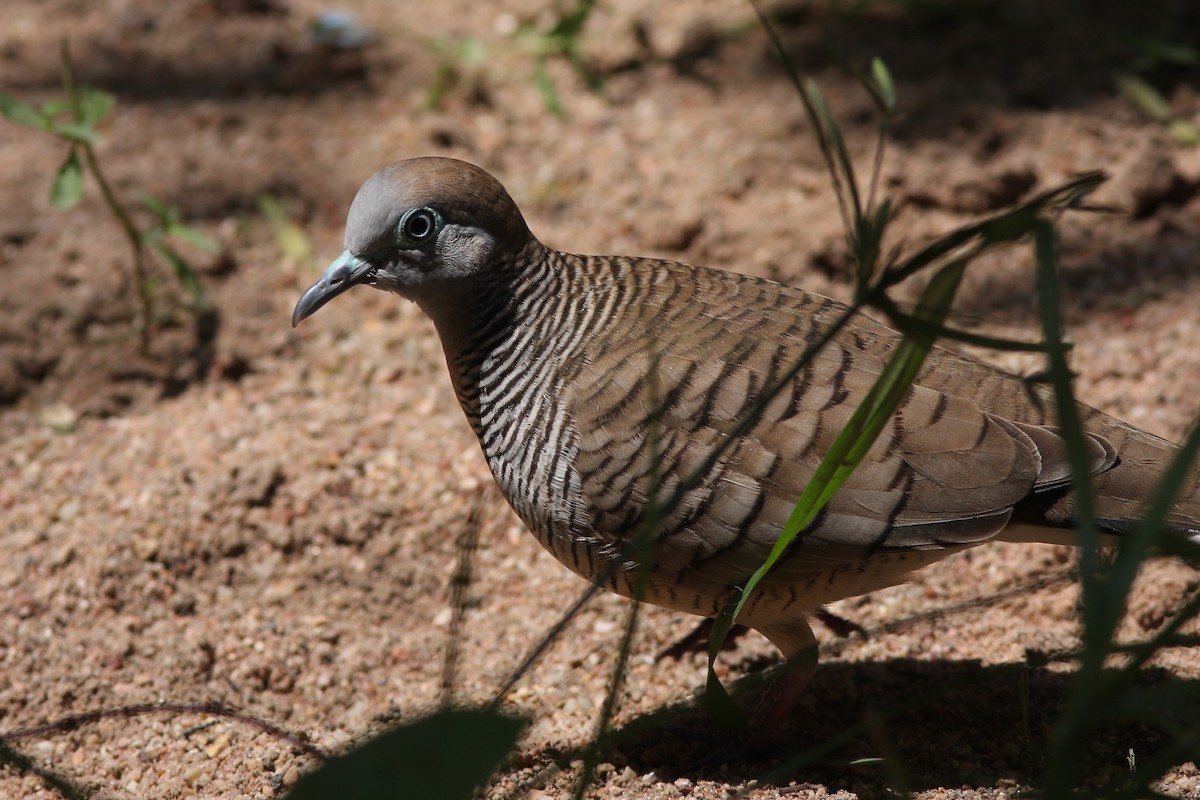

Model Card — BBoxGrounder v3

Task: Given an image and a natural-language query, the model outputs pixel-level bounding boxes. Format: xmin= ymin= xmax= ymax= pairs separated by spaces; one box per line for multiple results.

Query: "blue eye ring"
xmin=398 ymin=206 xmax=441 ymax=245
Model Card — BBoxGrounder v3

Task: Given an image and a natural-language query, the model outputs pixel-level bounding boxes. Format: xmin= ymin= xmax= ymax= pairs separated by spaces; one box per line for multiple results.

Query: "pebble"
xmin=40 ymin=401 xmax=78 ymax=433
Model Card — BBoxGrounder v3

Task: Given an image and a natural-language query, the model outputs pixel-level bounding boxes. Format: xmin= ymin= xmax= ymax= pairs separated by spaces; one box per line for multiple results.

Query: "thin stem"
xmin=0 ymin=701 xmax=326 ymax=761
xmin=60 ymin=39 xmax=152 ymax=350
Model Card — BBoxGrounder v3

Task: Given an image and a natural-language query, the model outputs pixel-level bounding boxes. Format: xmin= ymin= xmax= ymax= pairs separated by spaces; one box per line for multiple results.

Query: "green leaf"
xmin=532 ymin=59 xmax=565 ymax=119
xmin=40 ymin=99 xmax=69 ymax=118
xmin=138 ymin=192 xmax=172 ymax=220
xmin=457 ymin=36 xmax=487 ymax=66
xmin=76 ymin=86 xmax=115 ymax=127
xmin=1115 ymin=73 xmax=1173 ymax=123
xmin=258 ymin=195 xmax=313 ymax=263
xmin=546 ymin=0 xmax=595 ymax=38
xmin=167 ymin=223 xmax=219 ymax=253
xmin=1167 ymin=118 xmax=1199 ymax=147
xmin=285 ymin=708 xmax=525 ymax=800
xmin=870 ymin=58 xmax=896 ymax=112
xmin=50 ymin=148 xmax=84 ymax=208
xmin=51 ymin=121 xmax=102 ymax=144
xmin=0 ymin=90 xmax=48 ymax=129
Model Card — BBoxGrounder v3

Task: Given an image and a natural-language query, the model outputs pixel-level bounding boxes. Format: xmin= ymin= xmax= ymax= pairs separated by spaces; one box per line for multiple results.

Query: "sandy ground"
xmin=2 ymin=1 xmax=1200 ymax=798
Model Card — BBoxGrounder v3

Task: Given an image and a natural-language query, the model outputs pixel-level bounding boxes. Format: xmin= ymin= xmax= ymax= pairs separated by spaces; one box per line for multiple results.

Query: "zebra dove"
xmin=293 ymin=157 xmax=1200 ymax=711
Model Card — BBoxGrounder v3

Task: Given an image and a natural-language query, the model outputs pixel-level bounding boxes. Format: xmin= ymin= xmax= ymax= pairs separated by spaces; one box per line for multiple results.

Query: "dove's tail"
xmin=1001 ymin=412 xmax=1200 ymax=547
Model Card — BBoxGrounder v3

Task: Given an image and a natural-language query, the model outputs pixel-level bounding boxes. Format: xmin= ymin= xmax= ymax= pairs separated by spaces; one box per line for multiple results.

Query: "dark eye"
xmin=399 ymin=207 xmax=440 ymax=245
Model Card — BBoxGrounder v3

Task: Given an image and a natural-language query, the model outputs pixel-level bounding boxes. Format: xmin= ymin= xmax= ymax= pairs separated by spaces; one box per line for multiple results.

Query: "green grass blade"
xmin=805 ymin=78 xmax=862 ymax=222
xmin=1032 ymin=221 xmax=1103 ymax=632
xmin=1034 ymin=218 xmax=1119 ymax=797
xmin=1115 ymin=73 xmax=1173 ymax=123
xmin=532 ymin=59 xmax=565 ymax=118
xmin=882 ymin=172 xmax=1105 ymax=290
xmin=705 ymin=259 xmax=966 ymax=718
xmin=872 ymin=296 xmax=1052 ymax=353
xmin=749 ymin=0 xmax=854 ymax=236
xmin=870 ymin=58 xmax=896 ymax=112
xmin=167 ymin=222 xmax=219 ymax=253
xmin=138 ymin=192 xmax=172 ymax=221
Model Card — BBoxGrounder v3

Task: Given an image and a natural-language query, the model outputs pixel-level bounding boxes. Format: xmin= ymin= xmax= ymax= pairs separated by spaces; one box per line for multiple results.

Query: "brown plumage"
xmin=293 ymin=157 xmax=1200 ymax=705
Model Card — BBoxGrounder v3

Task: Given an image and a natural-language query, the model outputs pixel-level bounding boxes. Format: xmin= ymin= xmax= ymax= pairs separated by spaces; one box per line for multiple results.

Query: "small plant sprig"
xmin=0 ymin=40 xmax=216 ymax=350
xmin=520 ymin=0 xmax=601 ymax=118
xmin=423 ymin=33 xmax=489 ymax=111
xmin=419 ymin=1 xmax=599 ymax=118
xmin=1116 ymin=36 xmax=1200 ymax=147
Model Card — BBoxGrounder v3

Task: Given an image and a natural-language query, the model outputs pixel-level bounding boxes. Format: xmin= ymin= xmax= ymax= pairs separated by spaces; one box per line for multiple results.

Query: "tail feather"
xmin=1090 ymin=422 xmax=1200 ymax=540
xmin=1008 ymin=411 xmax=1200 ymax=545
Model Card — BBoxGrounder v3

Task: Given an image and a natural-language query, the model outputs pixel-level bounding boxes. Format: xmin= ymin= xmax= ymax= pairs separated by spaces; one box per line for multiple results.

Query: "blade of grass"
xmin=750 ymin=0 xmax=855 ymax=238
xmin=880 ymin=172 xmax=1106 ymax=290
xmin=705 ymin=258 xmax=967 ymax=719
xmin=1033 ymin=218 xmax=1124 ymax=797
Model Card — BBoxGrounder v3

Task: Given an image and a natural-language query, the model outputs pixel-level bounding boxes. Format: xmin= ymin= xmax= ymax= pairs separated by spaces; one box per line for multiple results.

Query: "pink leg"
xmin=749 ymin=620 xmax=819 ymax=737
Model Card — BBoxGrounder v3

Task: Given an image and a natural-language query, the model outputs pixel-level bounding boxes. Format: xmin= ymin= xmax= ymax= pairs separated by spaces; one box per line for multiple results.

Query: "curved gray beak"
xmin=292 ymin=250 xmax=375 ymax=327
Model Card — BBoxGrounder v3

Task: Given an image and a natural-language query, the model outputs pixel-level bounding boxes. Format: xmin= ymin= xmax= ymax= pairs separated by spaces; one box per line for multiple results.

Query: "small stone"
xmin=56 ymin=499 xmax=80 ymax=522
xmin=227 ymin=460 xmax=284 ymax=508
xmin=40 ymin=402 xmax=78 ymax=433
xmin=204 ymin=731 xmax=232 ymax=758
xmin=171 ymin=594 xmax=197 ymax=616
xmin=131 ymin=535 xmax=160 ymax=561
xmin=50 ymin=544 xmax=75 ymax=567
